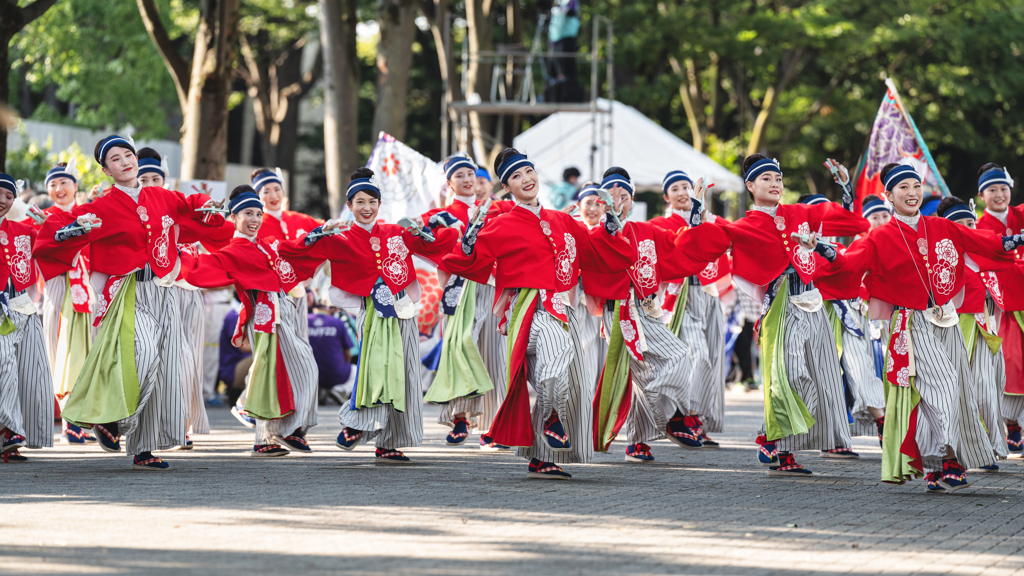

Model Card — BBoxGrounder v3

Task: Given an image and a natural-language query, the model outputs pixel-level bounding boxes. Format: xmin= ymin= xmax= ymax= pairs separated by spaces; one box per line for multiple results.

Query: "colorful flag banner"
xmin=359 ymin=131 xmax=448 ymax=224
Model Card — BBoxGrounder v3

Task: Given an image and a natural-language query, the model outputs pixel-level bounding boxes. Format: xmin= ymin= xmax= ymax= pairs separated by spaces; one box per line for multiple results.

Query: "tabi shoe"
xmin=172 ymin=435 xmax=194 ymax=451
xmin=1007 ymin=422 xmax=1023 ymax=456
xmin=3 ymin=449 xmax=28 ymax=463
xmin=251 ymin=444 xmax=289 ymax=457
xmin=970 ymin=463 xmax=999 ymax=473
xmin=768 ymin=453 xmax=812 ymax=476
xmin=2 ymin=434 xmax=26 ymax=454
xmin=527 ymin=458 xmax=571 ymax=480
xmin=278 ymin=431 xmax=312 ymax=453
xmin=335 ymin=427 xmax=363 ymax=451
xmin=666 ymin=415 xmax=703 ymax=449
xmin=543 ymin=413 xmax=571 ymax=452
xmin=61 ymin=423 xmax=95 ymax=445
xmin=132 ymin=452 xmax=170 ymax=470
xmin=231 ymin=405 xmax=257 ymax=428
xmin=446 ymin=418 xmax=470 ymax=446
xmin=876 ymin=416 xmax=885 ymax=448
xmin=699 ymin=432 xmax=721 ymax=448
xmin=940 ymin=459 xmax=970 ymax=491
xmin=820 ymin=447 xmax=860 ymax=460
xmin=756 ymin=435 xmax=779 ymax=466
xmin=479 ymin=434 xmax=510 ymax=452
xmin=94 ymin=424 xmax=121 ymax=453
xmin=625 ymin=443 xmax=655 ymax=463
xmin=925 ymin=472 xmax=947 ymax=493
xmin=375 ymin=448 xmax=411 ymax=464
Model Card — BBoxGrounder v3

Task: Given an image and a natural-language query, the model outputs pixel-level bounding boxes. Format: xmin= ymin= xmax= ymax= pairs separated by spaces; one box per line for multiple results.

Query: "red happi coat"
xmin=34 ymin=186 xmax=225 ymax=278
xmin=0 ymin=218 xmax=38 ymax=292
xmin=648 ymin=212 xmax=732 ymax=286
xmin=31 ymin=204 xmax=91 ymax=282
xmin=279 ymin=222 xmax=459 ymax=296
xmin=976 ymin=207 xmax=1024 ymax=311
xmin=842 ymin=216 xmax=1013 ymax=310
xmin=258 ymin=210 xmax=323 ymax=243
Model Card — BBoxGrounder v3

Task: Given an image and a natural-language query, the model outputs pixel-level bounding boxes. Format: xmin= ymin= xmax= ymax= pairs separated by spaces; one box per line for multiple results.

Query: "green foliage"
xmin=6 ymin=128 xmax=108 ymax=193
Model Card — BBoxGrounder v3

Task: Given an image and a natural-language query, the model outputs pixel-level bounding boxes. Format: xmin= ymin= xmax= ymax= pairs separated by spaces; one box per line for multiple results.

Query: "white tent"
xmin=512 ymin=99 xmax=744 ymax=206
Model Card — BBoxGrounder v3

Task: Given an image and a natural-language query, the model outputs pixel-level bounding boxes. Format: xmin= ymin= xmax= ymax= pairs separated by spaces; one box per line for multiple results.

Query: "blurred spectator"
xmin=474 ymin=168 xmax=496 ymax=202
xmin=547 ymin=0 xmax=583 ymax=102
xmin=218 ymin=307 xmax=252 ymax=406
xmin=306 ymin=292 xmax=357 ymax=405
xmin=202 ymin=288 xmax=234 ymax=406
xmin=546 ymin=167 xmax=580 ymax=210
xmin=75 ymin=190 xmax=90 ymax=205
xmin=731 ymin=290 xmax=761 ymax=391
xmin=30 ymin=193 xmax=53 ymax=210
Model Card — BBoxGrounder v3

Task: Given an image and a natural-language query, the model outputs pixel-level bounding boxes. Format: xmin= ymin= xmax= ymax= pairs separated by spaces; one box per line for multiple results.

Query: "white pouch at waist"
xmin=924 ymin=301 xmax=959 ymax=328
xmin=789 ymin=288 xmax=823 ymax=313
xmin=8 ymin=293 xmax=38 ymax=316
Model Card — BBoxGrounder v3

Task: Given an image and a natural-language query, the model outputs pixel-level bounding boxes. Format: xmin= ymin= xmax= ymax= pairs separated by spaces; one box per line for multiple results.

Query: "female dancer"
xmin=182 ymin=186 xmax=319 ymax=456
xmin=281 ymin=168 xmax=458 ymax=463
xmin=252 ymin=168 xmax=323 ymax=242
xmin=570 ymin=183 xmax=607 ymax=391
xmin=442 ymin=149 xmax=633 ymax=479
xmin=843 ymin=163 xmax=1022 ymax=491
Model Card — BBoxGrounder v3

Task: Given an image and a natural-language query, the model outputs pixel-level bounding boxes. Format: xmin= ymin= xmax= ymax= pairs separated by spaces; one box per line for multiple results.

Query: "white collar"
xmin=894 ymin=212 xmax=921 ymax=230
xmin=515 ymin=202 xmax=542 ymax=218
xmin=233 ymin=230 xmax=257 ymax=243
xmin=55 ymin=201 xmax=74 ymax=212
xmin=266 ymin=208 xmax=283 ymax=220
xmin=114 ymin=181 xmax=142 ymax=202
xmin=452 ymin=194 xmax=475 ymax=206
xmin=671 ymin=207 xmax=691 ymax=220
xmin=750 ymin=204 xmax=778 ymax=217
xmin=986 ymin=208 xmax=1008 ymax=225
xmin=355 ymin=220 xmax=374 ymax=232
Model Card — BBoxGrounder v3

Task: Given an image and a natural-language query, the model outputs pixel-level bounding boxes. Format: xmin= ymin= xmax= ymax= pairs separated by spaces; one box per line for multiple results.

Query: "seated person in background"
xmin=306 ymin=291 xmax=356 ymax=405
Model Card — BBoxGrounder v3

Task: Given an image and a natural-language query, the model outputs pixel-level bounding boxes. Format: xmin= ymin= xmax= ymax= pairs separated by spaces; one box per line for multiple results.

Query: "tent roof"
xmin=512 ymin=99 xmax=744 ymax=198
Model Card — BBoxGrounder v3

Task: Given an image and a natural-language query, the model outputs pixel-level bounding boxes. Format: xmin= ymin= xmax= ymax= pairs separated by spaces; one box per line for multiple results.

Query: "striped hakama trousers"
xmin=41 ymin=276 xmax=67 ymax=378
xmin=178 ymin=287 xmax=210 ymax=435
xmin=340 ymin=310 xmax=423 ymax=450
xmin=603 ymin=302 xmax=691 ymax=447
xmin=0 ymin=302 xmax=54 ymax=449
xmin=245 ymin=294 xmax=319 ymax=446
xmin=576 ymin=294 xmax=607 ymax=392
xmin=678 ymin=285 xmax=726 ymax=433
xmin=906 ymin=318 xmax=993 ymax=472
xmin=969 ymin=333 xmax=1008 ymax=460
xmin=770 ymin=300 xmax=853 ymax=452
xmin=516 ymin=294 xmax=594 ymax=464
xmin=1003 ymin=394 xmax=1024 ymax=425
xmin=438 ymin=282 xmax=507 ymax=430
xmin=841 ymin=307 xmax=886 ymax=438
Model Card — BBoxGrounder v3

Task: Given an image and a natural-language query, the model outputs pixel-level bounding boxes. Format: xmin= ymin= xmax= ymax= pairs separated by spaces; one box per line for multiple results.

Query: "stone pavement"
xmin=3 ymin=388 xmax=1024 ymax=575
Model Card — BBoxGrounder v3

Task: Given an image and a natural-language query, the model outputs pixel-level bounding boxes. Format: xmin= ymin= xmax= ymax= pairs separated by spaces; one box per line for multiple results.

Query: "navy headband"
xmin=497 ymin=154 xmax=533 ymax=184
xmin=575 ymin=184 xmax=600 ymax=201
xmin=0 ymin=173 xmax=16 ymax=195
xmin=229 ymin=191 xmax=264 ymax=215
xmin=978 ymin=168 xmax=1014 ymax=193
xmin=882 ymin=164 xmax=921 ymax=191
xmin=475 ymin=168 xmax=491 ymax=182
xmin=445 ymin=156 xmax=477 ymax=181
xmin=600 ymin=173 xmax=635 ymax=196
xmin=45 ymin=165 xmax=77 ymax=186
xmin=96 ymin=136 xmax=135 ymax=167
xmin=920 ymin=195 xmax=942 ymax=216
xmin=347 ymin=178 xmax=381 ymax=200
xmin=137 ymin=157 xmax=165 ymax=178
xmin=942 ymin=204 xmax=976 ymax=223
xmin=744 ymin=158 xmax=782 ymax=183
xmin=799 ymin=194 xmax=829 ymax=206
xmin=252 ymin=171 xmax=283 ymax=194
xmin=862 ymin=199 xmax=888 ymax=218
xmin=662 ymin=170 xmax=693 ymax=193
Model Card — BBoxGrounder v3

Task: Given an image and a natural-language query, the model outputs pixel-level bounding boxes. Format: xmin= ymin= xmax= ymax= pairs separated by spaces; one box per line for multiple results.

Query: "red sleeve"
xmin=277 ymin=237 xmax=331 ymax=282
xmin=442 ymin=227 xmax=499 ymax=285
xmin=807 ymin=203 xmax=870 ymax=237
xmin=575 ymin=219 xmax=632 ymax=273
xmin=406 ymin=227 xmax=459 ymax=261
xmin=176 ymin=190 xmax=227 ymax=229
xmin=838 ymin=233 xmax=878 ymax=280
xmin=956 ymin=226 xmax=1016 ymax=271
xmin=198 ymin=222 xmax=236 ymax=253
xmin=33 ymin=205 xmax=99 ymax=267
xmin=181 ymin=252 xmax=234 ymax=289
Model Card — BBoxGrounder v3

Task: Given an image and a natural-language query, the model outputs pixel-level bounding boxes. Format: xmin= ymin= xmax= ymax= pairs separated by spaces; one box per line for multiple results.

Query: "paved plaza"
xmin=3 ymin=389 xmax=1024 ymax=575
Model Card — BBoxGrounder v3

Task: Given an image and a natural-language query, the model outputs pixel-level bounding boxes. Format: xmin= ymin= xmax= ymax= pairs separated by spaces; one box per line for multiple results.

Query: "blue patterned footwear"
xmin=231 ymin=405 xmax=257 ymax=428
xmin=940 ymin=459 xmax=970 ymax=491
xmin=666 ymin=415 xmax=703 ymax=449
xmin=821 ymin=447 xmax=860 ymax=459
xmin=543 ymin=413 xmax=571 ymax=452
xmin=446 ymin=418 xmax=470 ymax=446
xmin=3 ymin=449 xmax=28 ymax=463
xmin=61 ymin=423 xmax=93 ymax=445
xmin=94 ymin=424 xmax=121 ymax=453
xmin=251 ymin=444 xmax=289 ymax=458
xmin=625 ymin=443 xmax=655 ymax=463
xmin=970 ymin=463 xmax=1000 ymax=473
xmin=132 ymin=452 xmax=170 ymax=470
xmin=768 ymin=453 xmax=812 ymax=476
xmin=1008 ymin=423 xmax=1022 ymax=455
xmin=375 ymin=448 xmax=411 ymax=463
xmin=279 ymin=432 xmax=311 ymax=453
xmin=172 ymin=435 xmax=194 ymax=451
xmin=335 ymin=427 xmax=362 ymax=451
xmin=699 ymin=432 xmax=721 ymax=448
xmin=756 ymin=436 xmax=779 ymax=466
xmin=527 ymin=458 xmax=571 ymax=480
xmin=2 ymin=434 xmax=25 ymax=454
xmin=925 ymin=471 xmax=947 ymax=493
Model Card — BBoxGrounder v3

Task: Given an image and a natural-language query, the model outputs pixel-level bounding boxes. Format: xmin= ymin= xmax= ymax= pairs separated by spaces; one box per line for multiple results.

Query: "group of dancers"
xmin=2 ymin=132 xmax=1023 ymax=493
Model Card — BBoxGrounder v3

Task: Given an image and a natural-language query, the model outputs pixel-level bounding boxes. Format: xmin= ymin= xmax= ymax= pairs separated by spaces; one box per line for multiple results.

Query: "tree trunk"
xmin=320 ymin=0 xmax=360 ymax=217
xmin=420 ymin=0 xmax=463 ymax=158
xmin=372 ymin=0 xmax=417 ymax=142
xmin=465 ymin=0 xmax=496 ymax=159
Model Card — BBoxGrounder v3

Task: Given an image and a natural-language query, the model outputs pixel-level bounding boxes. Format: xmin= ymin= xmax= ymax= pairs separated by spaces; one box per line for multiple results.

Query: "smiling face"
xmin=608 ymin=185 xmax=633 ymax=216
xmin=664 ymin=180 xmax=693 ymax=212
xmin=138 ymin=172 xmax=165 ymax=188
xmin=348 ymin=191 xmax=380 ymax=225
xmin=579 ymin=195 xmax=604 ymax=227
xmin=867 ymin=211 xmax=891 ymax=230
xmin=259 ymin=181 xmax=285 ymax=211
xmin=885 ymin=178 xmax=924 ymax=217
xmin=449 ymin=167 xmax=476 ymax=197
xmin=981 ymin=183 xmax=1011 ymax=213
xmin=233 ymin=206 xmax=264 ymax=237
xmin=0 ymin=188 xmax=15 ymax=218
xmin=47 ymin=176 xmax=77 ymax=207
xmin=101 ymin=147 xmax=139 ymax=185
xmin=501 ymin=166 xmax=539 ymax=204
xmin=475 ymin=176 xmax=492 ymax=201
xmin=746 ymin=172 xmax=783 ymax=207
